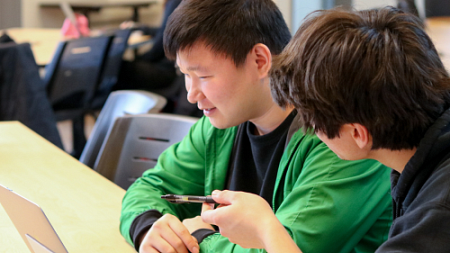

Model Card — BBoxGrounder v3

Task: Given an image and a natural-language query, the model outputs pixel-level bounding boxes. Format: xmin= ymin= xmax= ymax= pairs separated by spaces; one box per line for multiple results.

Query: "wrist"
xmin=260 ymin=217 xmax=299 ymax=252
xmin=259 ymin=215 xmax=284 ymax=249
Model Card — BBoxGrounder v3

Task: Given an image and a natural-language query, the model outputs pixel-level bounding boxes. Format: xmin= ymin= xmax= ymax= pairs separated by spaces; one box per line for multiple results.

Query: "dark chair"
xmin=397 ymin=0 xmax=420 ymax=17
xmin=0 ymin=42 xmax=63 ymax=148
xmin=79 ymin=90 xmax=166 ymax=168
xmin=44 ymin=35 xmax=112 ymax=157
xmin=94 ymin=113 xmax=198 ymax=189
xmin=424 ymin=0 xmax=450 ymax=18
xmin=90 ymin=29 xmax=133 ymax=110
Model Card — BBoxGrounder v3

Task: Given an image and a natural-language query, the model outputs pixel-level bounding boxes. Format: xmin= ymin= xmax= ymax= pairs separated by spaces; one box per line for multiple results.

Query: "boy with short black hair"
xmin=120 ymin=1 xmax=393 ymax=253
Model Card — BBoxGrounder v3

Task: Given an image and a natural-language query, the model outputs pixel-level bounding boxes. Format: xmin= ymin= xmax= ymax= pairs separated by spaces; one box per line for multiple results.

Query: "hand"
xmin=120 ymin=20 xmax=136 ymax=29
xmin=202 ymin=190 xmax=303 ymax=253
xmin=139 ymin=214 xmax=199 ymax=253
xmin=201 ymin=190 xmax=275 ymax=248
xmin=182 ymin=215 xmax=215 ymax=234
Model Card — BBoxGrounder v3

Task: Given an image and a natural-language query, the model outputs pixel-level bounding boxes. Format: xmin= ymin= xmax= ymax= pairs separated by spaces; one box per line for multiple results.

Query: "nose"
xmin=186 ymin=78 xmax=205 ymax=104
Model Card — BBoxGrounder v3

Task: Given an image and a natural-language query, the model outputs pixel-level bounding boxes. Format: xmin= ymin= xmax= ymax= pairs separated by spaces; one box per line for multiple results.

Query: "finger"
xmin=144 ymin=237 xmax=179 ymax=253
xmin=149 ymin=215 xmax=191 ymax=253
xmin=158 ymin=227 xmax=189 ymax=253
xmin=202 ymin=205 xmax=230 ymax=225
xmin=202 ymin=202 xmax=214 ymax=213
xmin=141 ymin=223 xmax=185 ymax=253
xmin=201 ymin=208 xmax=217 ymax=225
xmin=146 ymin=247 xmax=160 ymax=253
xmin=168 ymin=218 xmax=199 ymax=253
xmin=211 ymin=190 xmax=235 ymax=205
xmin=140 ymin=246 xmax=159 ymax=253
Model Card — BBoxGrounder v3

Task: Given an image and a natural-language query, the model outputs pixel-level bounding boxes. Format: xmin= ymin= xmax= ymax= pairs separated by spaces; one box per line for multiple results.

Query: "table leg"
xmin=132 ymin=7 xmax=139 ymax=22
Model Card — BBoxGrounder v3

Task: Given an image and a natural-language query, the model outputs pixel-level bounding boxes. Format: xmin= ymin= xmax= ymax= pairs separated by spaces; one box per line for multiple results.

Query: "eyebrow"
xmin=186 ymin=65 xmax=209 ymax=72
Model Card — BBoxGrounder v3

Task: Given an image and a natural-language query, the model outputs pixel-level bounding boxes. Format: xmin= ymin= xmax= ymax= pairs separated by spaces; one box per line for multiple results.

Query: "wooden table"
xmin=1 ymin=27 xmax=151 ymax=66
xmin=1 ymin=28 xmax=63 ymax=66
xmin=40 ymin=1 xmax=157 ymax=22
xmin=0 ymin=122 xmax=135 ymax=253
xmin=425 ymin=17 xmax=450 ymax=71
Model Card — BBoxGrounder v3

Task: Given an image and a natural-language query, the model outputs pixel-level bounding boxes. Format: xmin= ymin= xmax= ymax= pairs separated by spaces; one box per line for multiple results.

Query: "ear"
xmin=251 ymin=43 xmax=272 ymax=78
xmin=348 ymin=123 xmax=371 ymax=150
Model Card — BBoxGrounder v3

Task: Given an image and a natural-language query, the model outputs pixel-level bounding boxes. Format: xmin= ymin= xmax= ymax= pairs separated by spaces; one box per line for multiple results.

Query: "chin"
xmin=208 ymin=118 xmax=238 ymax=129
xmin=209 ymin=121 xmax=230 ymax=129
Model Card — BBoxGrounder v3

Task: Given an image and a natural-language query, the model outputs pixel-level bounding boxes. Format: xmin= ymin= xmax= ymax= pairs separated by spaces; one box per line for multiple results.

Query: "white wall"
xmin=21 ymin=0 xmax=407 ymax=30
xmin=291 ymin=0 xmax=322 ymax=34
xmin=352 ymin=0 xmax=396 ymax=10
xmin=0 ymin=0 xmax=21 ymax=29
xmin=286 ymin=0 xmax=398 ymax=34
xmin=21 ymin=0 xmax=164 ymax=28
xmin=274 ymin=0 xmax=292 ymax=31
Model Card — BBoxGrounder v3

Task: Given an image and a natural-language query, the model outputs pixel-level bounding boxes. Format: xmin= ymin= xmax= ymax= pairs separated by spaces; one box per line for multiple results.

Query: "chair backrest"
xmin=94 ymin=113 xmax=198 ymax=189
xmin=397 ymin=0 xmax=420 ymax=17
xmin=0 ymin=42 xmax=63 ymax=148
xmin=425 ymin=0 xmax=450 ymax=18
xmin=91 ymin=29 xmax=133 ymax=108
xmin=44 ymin=35 xmax=112 ymax=111
xmin=79 ymin=90 xmax=167 ymax=168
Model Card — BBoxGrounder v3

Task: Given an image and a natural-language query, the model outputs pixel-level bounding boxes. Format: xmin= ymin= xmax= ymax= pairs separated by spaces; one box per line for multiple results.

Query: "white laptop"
xmin=0 ymin=184 xmax=68 ymax=253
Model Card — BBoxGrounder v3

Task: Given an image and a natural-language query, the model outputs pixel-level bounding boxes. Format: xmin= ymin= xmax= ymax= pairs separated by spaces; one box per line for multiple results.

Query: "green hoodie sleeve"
xmin=120 ymin=119 xmax=391 ymax=253
xmin=120 ymin=116 xmax=212 ymax=244
xmin=198 ymin=132 xmax=392 ymax=253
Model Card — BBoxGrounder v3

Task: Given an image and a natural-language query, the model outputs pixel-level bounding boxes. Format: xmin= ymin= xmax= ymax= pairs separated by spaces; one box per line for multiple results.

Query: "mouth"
xmin=200 ymin=107 xmax=216 ymax=116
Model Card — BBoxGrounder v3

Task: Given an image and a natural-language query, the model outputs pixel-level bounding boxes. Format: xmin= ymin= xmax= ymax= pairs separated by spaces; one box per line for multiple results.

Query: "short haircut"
xmin=270 ymin=7 xmax=450 ymax=150
xmin=163 ymin=0 xmax=291 ymax=66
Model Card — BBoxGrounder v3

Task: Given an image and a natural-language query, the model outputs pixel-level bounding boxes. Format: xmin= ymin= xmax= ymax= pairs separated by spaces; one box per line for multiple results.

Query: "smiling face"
xmin=176 ymin=41 xmax=272 ymax=129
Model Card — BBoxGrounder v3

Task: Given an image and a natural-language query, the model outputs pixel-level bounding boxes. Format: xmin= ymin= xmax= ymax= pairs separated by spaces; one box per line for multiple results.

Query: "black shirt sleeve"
xmin=191 ymin=228 xmax=217 ymax=244
xmin=130 ymin=209 xmax=163 ymax=251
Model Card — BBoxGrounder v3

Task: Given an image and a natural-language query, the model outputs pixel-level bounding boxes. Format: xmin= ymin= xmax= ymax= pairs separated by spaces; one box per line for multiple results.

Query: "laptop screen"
xmin=0 ymin=184 xmax=68 ymax=253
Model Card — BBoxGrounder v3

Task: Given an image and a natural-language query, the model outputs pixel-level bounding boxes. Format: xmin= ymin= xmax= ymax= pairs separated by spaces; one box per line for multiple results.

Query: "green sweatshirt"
xmin=120 ymin=116 xmax=392 ymax=253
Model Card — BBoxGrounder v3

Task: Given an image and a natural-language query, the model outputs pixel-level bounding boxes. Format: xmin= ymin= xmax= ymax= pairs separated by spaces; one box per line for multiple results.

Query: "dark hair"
xmin=163 ymin=0 xmax=291 ymax=66
xmin=270 ymin=6 xmax=450 ymax=150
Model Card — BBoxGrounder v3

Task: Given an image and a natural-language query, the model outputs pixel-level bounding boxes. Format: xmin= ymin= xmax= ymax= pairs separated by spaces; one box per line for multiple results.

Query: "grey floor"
xmin=56 ymin=114 xmax=96 ymax=154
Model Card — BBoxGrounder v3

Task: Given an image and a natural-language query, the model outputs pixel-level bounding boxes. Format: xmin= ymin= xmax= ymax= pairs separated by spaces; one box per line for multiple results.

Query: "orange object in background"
xmin=61 ymin=13 xmax=90 ymax=39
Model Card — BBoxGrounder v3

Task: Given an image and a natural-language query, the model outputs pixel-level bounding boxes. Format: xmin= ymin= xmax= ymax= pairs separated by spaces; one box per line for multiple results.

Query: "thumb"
xmin=201 ymin=202 xmax=215 ymax=213
xmin=210 ymin=190 xmax=235 ymax=205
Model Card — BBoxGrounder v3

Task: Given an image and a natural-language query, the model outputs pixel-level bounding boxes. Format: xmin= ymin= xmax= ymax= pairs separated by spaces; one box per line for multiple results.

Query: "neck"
xmin=251 ymin=105 xmax=294 ymax=136
xmin=250 ymin=77 xmax=294 ymax=135
xmin=369 ymin=148 xmax=417 ymax=173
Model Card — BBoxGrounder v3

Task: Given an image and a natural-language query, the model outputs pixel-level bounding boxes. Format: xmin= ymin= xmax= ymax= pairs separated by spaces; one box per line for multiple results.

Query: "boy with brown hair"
xmin=121 ymin=1 xmax=393 ymax=253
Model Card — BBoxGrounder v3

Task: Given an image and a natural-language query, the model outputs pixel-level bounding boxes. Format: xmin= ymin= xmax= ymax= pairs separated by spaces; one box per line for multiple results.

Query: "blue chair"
xmin=90 ymin=29 xmax=133 ymax=109
xmin=44 ymin=35 xmax=112 ymax=157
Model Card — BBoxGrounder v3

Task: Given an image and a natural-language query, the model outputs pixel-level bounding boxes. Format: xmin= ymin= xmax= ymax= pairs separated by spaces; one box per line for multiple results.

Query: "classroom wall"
xmin=0 ymin=0 xmax=21 ymax=29
xmin=19 ymin=0 xmax=415 ymax=30
xmin=290 ymin=0 xmax=397 ymax=34
xmin=274 ymin=0 xmax=292 ymax=31
xmin=353 ymin=0 xmax=396 ymax=10
xmin=21 ymin=0 xmax=164 ymax=29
